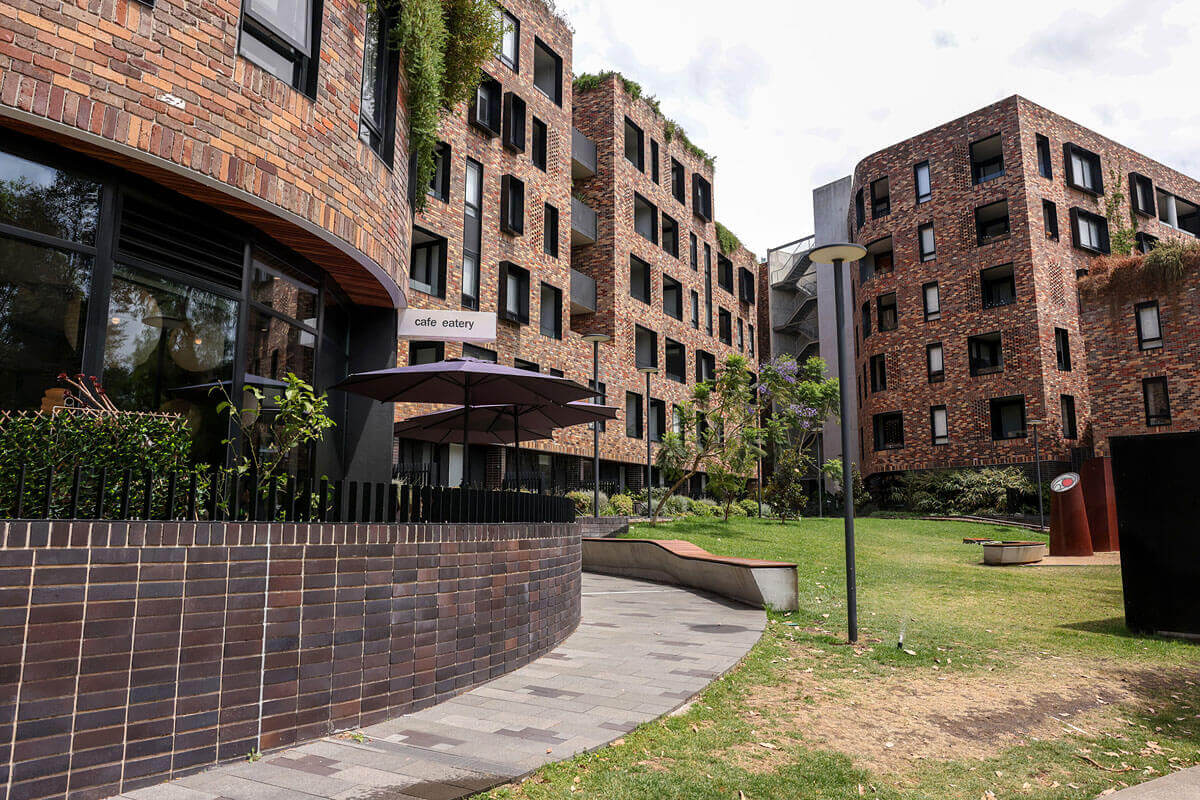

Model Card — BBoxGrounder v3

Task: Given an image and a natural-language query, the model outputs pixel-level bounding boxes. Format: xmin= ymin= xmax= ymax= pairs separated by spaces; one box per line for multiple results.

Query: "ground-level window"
xmin=409 ymin=341 xmax=444 ymax=365
xmin=989 ymin=396 xmax=1026 ymax=440
xmin=1143 ymin=377 xmax=1170 ymax=426
xmin=873 ymin=411 xmax=904 ymax=450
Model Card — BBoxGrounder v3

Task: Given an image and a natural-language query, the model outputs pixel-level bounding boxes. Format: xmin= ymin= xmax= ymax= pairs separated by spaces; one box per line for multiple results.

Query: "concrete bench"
xmin=582 ymin=538 xmax=799 ymax=612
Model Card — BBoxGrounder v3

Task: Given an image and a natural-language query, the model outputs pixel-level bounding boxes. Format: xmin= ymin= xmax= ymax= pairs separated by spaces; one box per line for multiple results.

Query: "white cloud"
xmin=558 ymin=0 xmax=1200 ymax=256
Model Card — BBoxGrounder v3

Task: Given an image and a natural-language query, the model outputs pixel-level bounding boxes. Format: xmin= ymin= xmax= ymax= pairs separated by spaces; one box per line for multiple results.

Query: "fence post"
xmin=41 ymin=465 xmax=53 ymax=519
xmin=68 ymin=464 xmax=81 ymax=519
xmin=186 ymin=471 xmax=197 ymax=521
xmin=120 ymin=468 xmax=132 ymax=519
xmin=14 ymin=464 xmax=25 ymax=519
xmin=95 ymin=467 xmax=107 ymax=520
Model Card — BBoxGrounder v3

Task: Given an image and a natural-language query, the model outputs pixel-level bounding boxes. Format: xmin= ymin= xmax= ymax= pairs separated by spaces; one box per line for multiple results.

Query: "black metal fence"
xmin=395 ymin=484 xmax=574 ymax=524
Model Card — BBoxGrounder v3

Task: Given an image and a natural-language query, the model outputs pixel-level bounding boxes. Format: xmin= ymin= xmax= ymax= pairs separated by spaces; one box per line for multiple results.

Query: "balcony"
xmin=571 ymin=196 xmax=597 ymax=245
xmin=571 ymin=127 xmax=597 ymax=178
xmin=570 ymin=268 xmax=596 ymax=314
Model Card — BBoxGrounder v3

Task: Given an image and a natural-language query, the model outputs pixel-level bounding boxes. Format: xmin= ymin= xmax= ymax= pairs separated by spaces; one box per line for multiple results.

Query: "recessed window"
xmin=1155 ymin=190 xmax=1200 ymax=236
xmin=531 ymin=117 xmax=547 ymax=171
xmin=662 ymin=213 xmax=679 ymax=258
xmin=502 ymin=92 xmax=526 ymax=152
xmin=1135 ymin=301 xmax=1162 ymax=350
xmin=914 ymin=161 xmax=931 ymax=203
xmin=873 ymin=411 xmax=904 ymax=451
xmin=629 ymin=254 xmax=651 ymax=304
xmin=869 ymin=353 xmax=887 ymax=393
xmin=540 ymin=282 xmax=562 ymax=339
xmin=692 ymin=174 xmax=713 ymax=221
xmin=975 ymin=199 xmax=1010 ymax=245
xmin=981 ymin=263 xmax=1016 ymax=309
xmin=737 ymin=318 xmax=745 ymax=352
xmin=427 ymin=142 xmax=451 ymax=201
xmin=930 ymin=406 xmax=948 ymax=446
xmin=634 ymin=193 xmax=657 ymax=244
xmin=1136 ymin=231 xmax=1158 ymax=254
xmin=1061 ymin=395 xmax=1078 ymax=439
xmin=1143 ymin=377 xmax=1171 ymax=426
xmin=1043 ymin=199 xmax=1058 ymax=240
xmin=718 ymin=307 xmax=732 ymax=345
xmin=861 ymin=301 xmax=872 ymax=339
xmin=500 ymin=174 xmax=525 ymax=235
xmin=717 ymin=254 xmax=734 ymax=293
xmin=927 ymin=342 xmax=944 ymax=383
xmin=651 ymin=140 xmax=660 ymax=183
xmin=1036 ymin=134 xmax=1052 ymax=179
xmin=990 ymin=395 xmax=1026 ymax=440
xmin=359 ymin=7 xmax=398 ymax=162
xmin=970 ymin=133 xmax=1004 ymax=184
xmin=461 ymin=158 xmax=482 ymax=309
xmin=877 ymin=293 xmax=897 ymax=332
xmin=704 ymin=244 xmax=713 ymax=334
xmin=663 ymin=274 xmax=683 ymax=319
xmin=498 ymin=261 xmax=530 ymax=324
xmin=689 ymin=232 xmax=698 ymax=270
xmin=871 ymin=177 xmax=890 ymax=218
xmin=1129 ymin=172 xmax=1155 ymax=216
xmin=738 ymin=267 xmax=756 ymax=305
xmin=497 ymin=10 xmax=519 ymax=70
xmin=1055 ymin=328 xmax=1071 ymax=371
xmin=748 ymin=323 xmax=755 ymax=357
xmin=590 ymin=380 xmax=608 ymax=432
xmin=624 ymin=117 xmax=644 ymax=171
xmin=854 ymin=189 xmax=865 ymax=230
xmin=410 ymin=227 xmax=446 ymax=298
xmin=861 ymin=236 xmax=893 ymax=282
xmin=543 ymin=203 xmax=559 ymax=257
xmin=969 ymin=331 xmax=1003 ymax=376
xmin=665 ymin=338 xmax=685 ymax=383
xmin=463 ymin=344 xmax=497 ymax=362
xmin=690 ymin=290 xmax=700 ymax=328
xmin=918 ymin=223 xmax=936 ymax=261
xmin=1064 ymin=143 xmax=1103 ymax=194
xmin=923 ymin=281 xmax=940 ymax=321
xmin=239 ymin=0 xmax=322 ymax=96
xmin=514 ymin=357 xmax=539 ymax=372
xmin=672 ymin=159 xmax=686 ymax=204
xmin=533 ymin=38 xmax=562 ymax=104
xmin=635 ymin=325 xmax=658 ymax=370
xmin=409 ymin=341 xmax=444 ymax=365
xmin=648 ymin=398 xmax=666 ymax=442
xmin=470 ymin=74 xmax=502 ymax=136
xmin=696 ymin=349 xmax=715 ymax=382
xmin=1070 ymin=207 xmax=1109 ymax=253
xmin=625 ymin=391 xmax=643 ymax=438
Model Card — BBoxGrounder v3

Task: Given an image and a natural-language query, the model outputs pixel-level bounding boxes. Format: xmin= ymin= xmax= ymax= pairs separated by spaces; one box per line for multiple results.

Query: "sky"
xmin=556 ymin=0 xmax=1200 ymax=258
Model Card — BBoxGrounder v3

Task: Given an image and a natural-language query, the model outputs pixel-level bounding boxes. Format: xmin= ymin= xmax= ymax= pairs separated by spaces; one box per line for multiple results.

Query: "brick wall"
xmin=0 ymin=520 xmax=581 ymax=800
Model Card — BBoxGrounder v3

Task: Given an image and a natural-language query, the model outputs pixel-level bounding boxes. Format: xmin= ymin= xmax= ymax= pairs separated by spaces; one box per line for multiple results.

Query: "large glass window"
xmin=359 ymin=8 xmax=398 ymax=163
xmin=240 ymin=0 xmax=321 ymax=96
xmin=462 ymin=158 xmax=482 ymax=308
xmin=0 ymin=149 xmax=100 ymax=244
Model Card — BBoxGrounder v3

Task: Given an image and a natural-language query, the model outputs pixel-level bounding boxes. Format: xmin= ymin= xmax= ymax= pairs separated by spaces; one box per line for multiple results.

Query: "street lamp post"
xmin=582 ymin=332 xmax=612 ymax=518
xmin=808 ymin=242 xmax=867 ymax=644
xmin=1028 ymin=418 xmax=1045 ymax=531
xmin=639 ymin=366 xmax=658 ymax=518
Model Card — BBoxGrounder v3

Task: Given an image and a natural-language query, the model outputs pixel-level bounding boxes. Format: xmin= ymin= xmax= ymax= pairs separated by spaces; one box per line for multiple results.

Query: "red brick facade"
xmin=848 ymin=95 xmax=1200 ymax=479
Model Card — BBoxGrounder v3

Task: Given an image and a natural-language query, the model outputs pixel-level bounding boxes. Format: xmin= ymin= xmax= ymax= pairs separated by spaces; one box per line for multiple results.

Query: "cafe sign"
xmin=397 ymin=309 xmax=497 ymax=343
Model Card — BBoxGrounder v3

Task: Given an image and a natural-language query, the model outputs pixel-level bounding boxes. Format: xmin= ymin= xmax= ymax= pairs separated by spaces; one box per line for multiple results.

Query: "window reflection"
xmin=0 ymin=149 xmax=99 ymax=245
xmin=250 ymin=252 xmax=318 ymax=322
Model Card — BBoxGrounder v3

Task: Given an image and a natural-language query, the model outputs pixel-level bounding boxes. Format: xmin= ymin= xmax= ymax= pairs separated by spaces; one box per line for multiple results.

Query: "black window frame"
xmin=634 ymin=324 xmax=658 ymax=370
xmin=500 ymin=174 xmax=525 ymax=235
xmin=629 ymin=254 xmax=651 ymax=304
xmin=661 ymin=212 xmax=679 ymax=258
xmin=497 ymin=261 xmax=530 ymax=325
xmin=980 ymin=263 xmax=1016 ymax=309
xmin=854 ymin=188 xmax=865 ymax=230
xmin=543 ymin=202 xmax=558 ymax=258
xmin=1036 ymin=134 xmax=1053 ymax=179
xmin=625 ymin=390 xmax=643 ymax=439
xmin=239 ymin=0 xmax=323 ymax=98
xmin=1061 ymin=394 xmax=1078 ymax=440
xmin=664 ymin=338 xmax=685 ymax=383
xmin=1064 ymin=142 xmax=1104 ymax=195
xmin=461 ymin=157 xmax=483 ymax=309
xmin=1055 ymin=327 xmax=1071 ymax=371
xmin=530 ymin=117 xmax=547 ymax=171
xmin=970 ymin=133 xmax=1005 ymax=185
xmin=532 ymin=37 xmax=562 ymax=105
xmin=624 ymin=117 xmax=644 ymax=171
xmin=651 ymin=139 xmax=660 ymax=184
xmin=539 ymin=281 xmax=562 ymax=339
xmin=716 ymin=253 xmax=734 ymax=293
xmin=633 ymin=192 xmax=658 ymax=244
xmin=1043 ymin=198 xmax=1058 ymax=240
xmin=690 ymin=289 xmax=700 ymax=329
xmin=975 ymin=199 xmax=1010 ymax=246
xmin=695 ymin=349 xmax=716 ymax=383
xmin=914 ymin=160 xmax=931 ymax=203
xmin=926 ymin=342 xmax=944 ymax=383
xmin=497 ymin=10 xmax=519 ymax=70
xmin=870 ymin=176 xmax=890 ymax=218
xmin=671 ymin=159 xmax=686 ymax=204
xmin=502 ymin=91 xmax=527 ymax=153
xmin=930 ymin=405 xmax=948 ymax=446
xmin=989 ymin=395 xmax=1027 ymax=441
xmin=1136 ymin=231 xmax=1158 ymax=254
xmin=922 ymin=281 xmax=940 ymax=321
xmin=738 ymin=266 xmax=756 ymax=305
xmin=1143 ymin=377 xmax=1171 ymax=426
xmin=469 ymin=73 xmax=502 ymax=137
xmin=873 ymin=411 xmax=904 ymax=451
xmin=1135 ymin=301 xmax=1162 ymax=350
xmin=918 ymin=222 xmax=936 ymax=261
xmin=692 ymin=174 xmax=713 ymax=222
xmin=662 ymin=273 xmax=683 ymax=320
xmin=869 ymin=353 xmax=887 ymax=393
xmin=861 ymin=300 xmax=872 ymax=339
xmin=1069 ymin=207 xmax=1110 ymax=254
xmin=969 ymin=331 xmax=1004 ymax=376
xmin=718 ymin=307 xmax=732 ymax=345
xmin=427 ymin=142 xmax=451 ymax=201
xmin=409 ymin=340 xmax=445 ymax=365
xmin=358 ymin=4 xmax=398 ymax=163
xmin=876 ymin=292 xmax=897 ymax=332
xmin=1129 ymin=172 xmax=1156 ymax=216
xmin=409 ymin=226 xmax=447 ymax=298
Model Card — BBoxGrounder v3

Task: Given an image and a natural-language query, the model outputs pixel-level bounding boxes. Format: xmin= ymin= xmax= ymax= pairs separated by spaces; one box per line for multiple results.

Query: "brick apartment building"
xmin=846 ymin=95 xmax=1200 ymax=482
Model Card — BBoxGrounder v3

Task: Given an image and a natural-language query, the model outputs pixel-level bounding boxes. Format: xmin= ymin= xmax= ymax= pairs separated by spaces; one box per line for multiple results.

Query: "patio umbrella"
xmin=334 ymin=358 xmax=599 ymax=486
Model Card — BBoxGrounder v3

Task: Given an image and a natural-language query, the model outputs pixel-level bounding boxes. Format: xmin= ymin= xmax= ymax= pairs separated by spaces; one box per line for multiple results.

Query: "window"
xmin=738 ymin=267 xmax=756 ymax=305
xmin=409 ymin=341 xmax=444 ymax=365
xmin=1043 ymin=199 xmax=1058 ymax=240
xmin=410 ymin=227 xmax=446 ymax=298
xmin=870 ymin=177 xmax=890 ymax=218
xmin=970 ymin=134 xmax=1004 ymax=184
xmin=665 ymin=339 xmax=685 ymax=383
xmin=861 ymin=301 xmax=872 ymax=339
xmin=748 ymin=324 xmax=755 ymax=357
xmin=539 ymin=282 xmax=561 ymax=339
xmin=672 ymin=405 xmax=684 ymax=437
xmin=718 ymin=308 xmax=732 ymax=345
xmin=930 ymin=406 xmax=948 ymax=446
xmin=1055 ymin=328 xmax=1071 ymax=370
xmin=463 ymin=344 xmax=497 ymax=362
xmin=869 ymin=354 xmax=887 ymax=393
xmin=1136 ymin=231 xmax=1158 ymax=254
xmin=923 ymin=282 xmax=940 ymax=321
xmin=634 ymin=193 xmax=657 ymax=244
xmin=975 ymin=199 xmax=1010 ymax=245
xmin=704 ymin=244 xmax=713 ymax=334
xmin=854 ymin=189 xmax=865 ymax=230
xmin=1036 ymin=134 xmax=1052 ymax=179
xmin=1155 ymin=190 xmax=1200 ymax=236
xmin=737 ymin=318 xmax=744 ymax=352
xmin=663 ymin=274 xmax=683 ymax=319
xmin=635 ymin=325 xmax=658 ymax=370
xmin=239 ymin=0 xmax=322 ymax=96
xmin=498 ymin=10 xmax=518 ymax=69
xmin=689 ymin=232 xmax=698 ymax=270
xmin=470 ymin=74 xmax=502 ymax=136
xmin=914 ymin=161 xmax=931 ymax=203
xmin=530 ymin=117 xmax=547 ymax=171
xmin=873 ymin=412 xmax=904 ymax=450
xmin=548 ymin=368 xmax=563 ymax=377
xmin=661 ymin=213 xmax=679 ymax=258
xmin=1129 ymin=172 xmax=1155 ymax=216
xmin=358 ymin=7 xmax=398 ymax=162
xmin=969 ymin=332 xmax=1003 ymax=375
xmin=1070 ymin=207 xmax=1109 ymax=253
xmin=502 ymin=92 xmax=526 ymax=152
xmin=918 ymin=223 xmax=936 ymax=261
xmin=514 ymin=357 xmax=539 ymax=372
xmin=651 ymin=140 xmax=660 ymax=183
xmin=695 ymin=350 xmax=716 ymax=382
xmin=981 ymin=264 xmax=1016 ymax=308
xmin=877 ymin=293 xmax=897 ymax=332
xmin=1143 ymin=377 xmax=1171 ymax=426
xmin=861 ymin=236 xmax=892 ymax=282
xmin=500 ymin=174 xmax=525 ymax=234
xmin=692 ymin=174 xmax=713 ymax=221
xmin=648 ymin=398 xmax=666 ymax=442
xmin=717 ymin=254 xmax=734 ymax=293
xmin=629 ymin=254 xmax=651 ymax=303
xmin=626 ymin=391 xmax=643 ymax=438
xmin=690 ymin=290 xmax=700 ymax=328
xmin=1135 ymin=301 xmax=1162 ymax=350
xmin=424 ymin=142 xmax=451 ymax=201
xmin=1064 ymin=143 xmax=1103 ymax=194
xmin=532 ymin=38 xmax=562 ymax=104
xmin=1061 ymin=395 xmax=1078 ymax=439
xmin=624 ymin=117 xmax=644 ymax=170
xmin=462 ymin=158 xmax=482 ymax=309
xmin=990 ymin=396 xmax=1026 ymax=440
xmin=498 ymin=261 xmax=529 ymax=324
xmin=927 ymin=342 xmax=944 ymax=383
xmin=543 ymin=203 xmax=559 ymax=257
xmin=671 ymin=159 xmax=685 ymax=203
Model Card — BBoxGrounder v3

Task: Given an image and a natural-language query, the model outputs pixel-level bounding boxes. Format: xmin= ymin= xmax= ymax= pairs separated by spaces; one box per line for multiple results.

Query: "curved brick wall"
xmin=0 ymin=520 xmax=581 ymax=800
xmin=0 ymin=0 xmax=411 ymax=308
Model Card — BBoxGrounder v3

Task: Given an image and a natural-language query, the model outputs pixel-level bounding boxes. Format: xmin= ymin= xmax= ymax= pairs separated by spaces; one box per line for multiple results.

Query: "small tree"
xmin=764 ymin=448 xmax=808 ymax=521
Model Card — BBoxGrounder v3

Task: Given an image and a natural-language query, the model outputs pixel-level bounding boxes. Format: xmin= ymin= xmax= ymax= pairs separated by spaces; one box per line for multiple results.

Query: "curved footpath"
xmin=113 ymin=574 xmax=766 ymax=800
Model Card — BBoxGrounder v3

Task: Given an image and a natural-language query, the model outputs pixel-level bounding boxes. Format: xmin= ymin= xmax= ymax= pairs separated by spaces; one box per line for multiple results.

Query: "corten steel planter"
xmin=1049 ymin=472 xmax=1092 ymax=557
xmin=982 ymin=541 xmax=1048 ymax=565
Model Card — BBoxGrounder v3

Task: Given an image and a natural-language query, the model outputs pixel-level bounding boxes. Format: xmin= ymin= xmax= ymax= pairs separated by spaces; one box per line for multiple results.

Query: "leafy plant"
xmin=1079 ymin=238 xmax=1200 ymax=304
xmin=884 ymin=467 xmax=1036 ymax=515
xmin=606 ymin=493 xmax=634 ymax=517
xmin=764 ymin=448 xmax=808 ymax=521
xmin=567 ymin=489 xmax=605 ymax=515
xmin=738 ymin=497 xmax=762 ymax=518
xmin=715 ymin=222 xmax=742 ymax=255
xmin=1102 ymin=160 xmax=1139 ymax=257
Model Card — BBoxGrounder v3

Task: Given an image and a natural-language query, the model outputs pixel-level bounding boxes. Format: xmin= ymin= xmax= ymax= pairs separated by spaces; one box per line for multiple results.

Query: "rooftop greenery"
xmin=715 ymin=221 xmax=742 ymax=255
xmin=1080 ymin=237 xmax=1200 ymax=302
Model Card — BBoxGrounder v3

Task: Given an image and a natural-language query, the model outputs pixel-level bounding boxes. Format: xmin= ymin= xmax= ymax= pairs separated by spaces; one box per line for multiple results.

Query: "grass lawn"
xmin=476 ymin=516 xmax=1199 ymax=800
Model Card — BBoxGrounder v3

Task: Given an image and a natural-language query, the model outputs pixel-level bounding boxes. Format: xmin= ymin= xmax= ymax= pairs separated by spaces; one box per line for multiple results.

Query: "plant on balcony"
xmin=715 ymin=222 xmax=742 ymax=255
xmin=1081 ymin=238 xmax=1200 ymax=304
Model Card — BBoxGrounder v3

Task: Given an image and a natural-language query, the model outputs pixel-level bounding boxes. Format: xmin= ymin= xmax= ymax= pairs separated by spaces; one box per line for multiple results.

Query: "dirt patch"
xmin=727 ymin=650 xmax=1198 ymax=774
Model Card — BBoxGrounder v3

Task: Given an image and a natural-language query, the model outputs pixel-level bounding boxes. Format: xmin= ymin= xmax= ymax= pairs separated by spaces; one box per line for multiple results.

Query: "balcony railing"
xmin=571 ymin=127 xmax=597 ymax=178
xmin=570 ymin=267 xmax=596 ymax=314
xmin=571 ymin=196 xmax=598 ymax=245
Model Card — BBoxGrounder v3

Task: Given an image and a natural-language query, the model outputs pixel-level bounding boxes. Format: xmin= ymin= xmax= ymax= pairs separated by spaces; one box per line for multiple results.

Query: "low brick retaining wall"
xmin=577 ymin=516 xmax=630 ymax=539
xmin=0 ymin=520 xmax=581 ymax=800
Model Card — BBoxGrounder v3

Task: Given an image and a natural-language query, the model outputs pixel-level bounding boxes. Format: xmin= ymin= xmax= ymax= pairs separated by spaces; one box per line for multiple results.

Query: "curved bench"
xmin=582 ymin=537 xmax=799 ymax=611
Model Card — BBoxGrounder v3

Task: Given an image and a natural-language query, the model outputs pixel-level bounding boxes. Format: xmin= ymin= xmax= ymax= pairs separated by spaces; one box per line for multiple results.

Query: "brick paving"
xmin=115 ymin=574 xmax=765 ymax=800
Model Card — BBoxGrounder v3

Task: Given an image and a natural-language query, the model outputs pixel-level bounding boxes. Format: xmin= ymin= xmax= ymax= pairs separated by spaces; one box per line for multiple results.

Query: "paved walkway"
xmin=1099 ymin=766 xmax=1200 ymax=799
xmin=118 ymin=573 xmax=765 ymax=800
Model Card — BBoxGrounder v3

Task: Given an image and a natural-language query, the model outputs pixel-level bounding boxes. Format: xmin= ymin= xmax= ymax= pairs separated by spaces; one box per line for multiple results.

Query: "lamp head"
xmin=808 ymin=242 xmax=867 ymax=264
xmin=582 ymin=332 xmax=612 ymax=344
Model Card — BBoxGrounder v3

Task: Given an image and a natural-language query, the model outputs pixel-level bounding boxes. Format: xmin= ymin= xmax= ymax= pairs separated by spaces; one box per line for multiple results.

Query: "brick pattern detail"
xmin=0 ymin=521 xmax=580 ymax=800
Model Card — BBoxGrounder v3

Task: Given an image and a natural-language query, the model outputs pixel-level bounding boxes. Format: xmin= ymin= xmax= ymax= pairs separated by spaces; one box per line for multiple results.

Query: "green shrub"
xmin=567 ymin=490 xmax=605 ymax=515
xmin=607 ymin=493 xmax=634 ymax=516
xmin=727 ymin=502 xmax=748 ymax=518
xmin=662 ymin=494 xmax=692 ymax=516
xmin=738 ymin=498 xmax=762 ymax=517
xmin=886 ymin=467 xmax=1036 ymax=515
xmin=765 ymin=449 xmax=810 ymax=520
xmin=690 ymin=498 xmax=720 ymax=517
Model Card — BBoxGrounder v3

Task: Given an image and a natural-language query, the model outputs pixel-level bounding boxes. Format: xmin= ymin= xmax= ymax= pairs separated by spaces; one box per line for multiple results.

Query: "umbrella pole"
xmin=463 ymin=384 xmax=471 ymax=489
xmin=512 ymin=407 xmax=520 ymax=492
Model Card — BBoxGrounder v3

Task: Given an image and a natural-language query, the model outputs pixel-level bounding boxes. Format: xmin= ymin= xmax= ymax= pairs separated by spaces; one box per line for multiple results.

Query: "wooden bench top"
xmin=584 ymin=538 xmax=797 ymax=569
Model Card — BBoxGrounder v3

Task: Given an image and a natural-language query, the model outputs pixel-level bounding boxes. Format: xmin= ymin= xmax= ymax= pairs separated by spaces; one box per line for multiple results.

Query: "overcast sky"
xmin=557 ymin=0 xmax=1200 ymax=258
